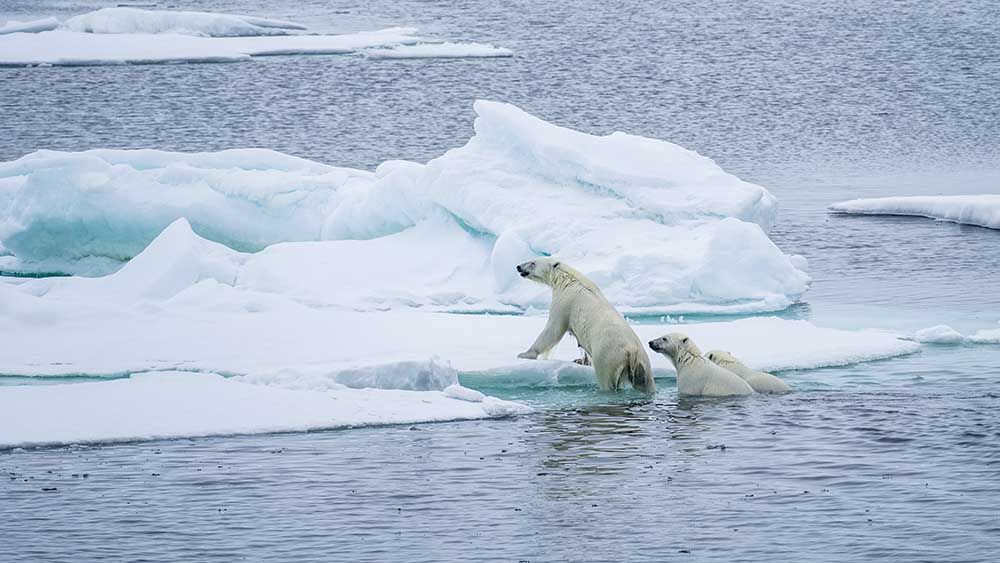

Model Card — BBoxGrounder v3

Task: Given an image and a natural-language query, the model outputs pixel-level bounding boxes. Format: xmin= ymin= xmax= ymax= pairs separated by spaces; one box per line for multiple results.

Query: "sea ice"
xmin=364 ymin=42 xmax=514 ymax=59
xmin=829 ymin=195 xmax=1000 ymax=230
xmin=0 ymin=372 xmax=530 ymax=448
xmin=968 ymin=328 xmax=1000 ymax=344
xmin=912 ymin=324 xmax=966 ymax=344
xmin=0 ymin=101 xmax=809 ymax=313
xmin=0 ymin=27 xmax=423 ymax=66
xmin=62 ymin=8 xmax=306 ymax=37
xmin=0 ymin=17 xmax=59 ymax=35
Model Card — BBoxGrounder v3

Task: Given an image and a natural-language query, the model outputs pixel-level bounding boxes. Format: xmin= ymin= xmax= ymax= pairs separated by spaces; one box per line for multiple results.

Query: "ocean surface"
xmin=1 ymin=0 xmax=999 ymax=561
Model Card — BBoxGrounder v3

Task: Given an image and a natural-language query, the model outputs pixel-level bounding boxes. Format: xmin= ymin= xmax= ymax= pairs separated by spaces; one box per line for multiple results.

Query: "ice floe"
xmin=0 ymin=101 xmax=809 ymax=314
xmin=968 ymin=328 xmax=1000 ymax=344
xmin=0 ymin=372 xmax=529 ymax=448
xmin=829 ymin=195 xmax=1000 ymax=230
xmin=61 ymin=7 xmax=306 ymax=37
xmin=0 ymin=7 xmax=516 ymax=66
xmin=0 ymin=17 xmax=59 ymax=35
xmin=365 ymin=42 xmax=514 ymax=59
xmin=0 ymin=27 xmax=424 ymax=66
xmin=912 ymin=324 xmax=966 ymax=344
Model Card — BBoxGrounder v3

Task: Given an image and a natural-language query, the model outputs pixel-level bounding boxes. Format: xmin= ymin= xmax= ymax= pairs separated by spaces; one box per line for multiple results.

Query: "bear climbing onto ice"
xmin=515 ymin=258 xmax=655 ymax=393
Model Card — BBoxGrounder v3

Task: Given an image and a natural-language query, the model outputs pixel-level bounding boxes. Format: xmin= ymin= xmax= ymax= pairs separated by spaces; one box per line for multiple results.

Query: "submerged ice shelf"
xmin=0 ymin=101 xmax=808 ymax=314
xmin=829 ymin=195 xmax=1000 ymax=230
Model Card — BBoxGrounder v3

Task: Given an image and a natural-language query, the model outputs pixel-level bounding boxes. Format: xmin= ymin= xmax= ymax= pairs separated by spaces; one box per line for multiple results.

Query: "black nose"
xmin=516 ymin=265 xmax=525 ymax=273
xmin=648 ymin=341 xmax=657 ymax=349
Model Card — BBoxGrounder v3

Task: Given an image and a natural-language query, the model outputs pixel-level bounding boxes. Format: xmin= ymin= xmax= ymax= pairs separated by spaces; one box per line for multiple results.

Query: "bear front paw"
xmin=518 ymin=350 xmax=538 ymax=360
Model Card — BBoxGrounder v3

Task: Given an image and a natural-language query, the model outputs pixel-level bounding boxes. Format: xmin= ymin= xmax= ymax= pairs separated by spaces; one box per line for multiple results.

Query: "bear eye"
xmin=553 ymin=261 xmax=561 ymax=268
xmin=682 ymin=337 xmax=689 ymax=343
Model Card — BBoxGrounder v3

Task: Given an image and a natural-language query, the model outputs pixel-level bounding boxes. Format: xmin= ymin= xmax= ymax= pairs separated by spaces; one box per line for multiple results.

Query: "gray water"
xmin=2 ymin=0 xmax=1000 ymax=561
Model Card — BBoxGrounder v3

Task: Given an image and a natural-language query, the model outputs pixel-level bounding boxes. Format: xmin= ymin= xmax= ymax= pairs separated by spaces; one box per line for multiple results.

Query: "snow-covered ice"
xmin=0 ymin=27 xmax=424 ymax=66
xmin=0 ymin=17 xmax=58 ymax=35
xmin=912 ymin=324 xmax=966 ymax=344
xmin=0 ymin=7 xmax=520 ymax=66
xmin=365 ymin=42 xmax=514 ymax=59
xmin=62 ymin=8 xmax=306 ymax=37
xmin=829 ymin=195 xmax=1000 ymax=230
xmin=0 ymin=372 xmax=529 ymax=448
xmin=0 ymin=101 xmax=809 ymax=313
xmin=968 ymin=328 xmax=1000 ymax=344
xmin=0 ymin=216 xmax=914 ymax=447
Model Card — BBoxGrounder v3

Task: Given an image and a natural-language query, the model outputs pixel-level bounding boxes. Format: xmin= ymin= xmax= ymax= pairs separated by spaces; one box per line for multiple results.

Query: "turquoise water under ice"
xmin=1 ymin=0 xmax=999 ymax=560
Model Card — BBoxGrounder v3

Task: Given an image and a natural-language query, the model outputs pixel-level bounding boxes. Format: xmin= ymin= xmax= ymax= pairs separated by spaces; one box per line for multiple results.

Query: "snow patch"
xmin=830 ymin=195 xmax=1000 ymax=230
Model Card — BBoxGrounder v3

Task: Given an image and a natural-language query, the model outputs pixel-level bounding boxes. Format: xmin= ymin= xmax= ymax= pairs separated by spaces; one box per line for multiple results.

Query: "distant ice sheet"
xmin=365 ymin=42 xmax=514 ymax=59
xmin=830 ymin=195 xmax=1000 ymax=230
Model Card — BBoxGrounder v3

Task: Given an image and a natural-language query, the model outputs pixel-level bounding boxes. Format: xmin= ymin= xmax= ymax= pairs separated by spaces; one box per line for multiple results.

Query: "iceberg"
xmin=0 ymin=17 xmax=59 ymax=35
xmin=829 ymin=195 xmax=1000 ymax=230
xmin=0 ymin=101 xmax=809 ymax=313
xmin=0 ymin=372 xmax=529 ymax=448
xmin=365 ymin=42 xmax=514 ymax=59
xmin=0 ymin=27 xmax=424 ymax=66
xmin=62 ymin=7 xmax=307 ymax=37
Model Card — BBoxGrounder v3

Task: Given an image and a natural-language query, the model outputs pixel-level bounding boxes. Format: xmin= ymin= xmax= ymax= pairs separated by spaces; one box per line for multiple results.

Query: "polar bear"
xmin=516 ymin=258 xmax=654 ymax=393
xmin=705 ymin=350 xmax=791 ymax=394
xmin=648 ymin=333 xmax=754 ymax=397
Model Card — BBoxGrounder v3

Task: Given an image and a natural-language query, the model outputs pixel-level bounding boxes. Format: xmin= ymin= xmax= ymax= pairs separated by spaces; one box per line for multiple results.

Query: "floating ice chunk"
xmin=0 ymin=27 xmax=423 ymax=66
xmin=968 ymin=328 xmax=1000 ymax=344
xmin=0 ymin=372 xmax=530 ymax=448
xmin=365 ymin=42 xmax=513 ymax=59
xmin=912 ymin=324 xmax=965 ymax=344
xmin=829 ymin=195 xmax=1000 ymax=230
xmin=0 ymin=17 xmax=59 ymax=35
xmin=62 ymin=8 xmax=307 ymax=37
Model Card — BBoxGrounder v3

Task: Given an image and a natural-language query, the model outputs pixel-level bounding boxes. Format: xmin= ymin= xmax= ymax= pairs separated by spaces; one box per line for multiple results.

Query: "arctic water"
xmin=1 ymin=0 xmax=999 ymax=561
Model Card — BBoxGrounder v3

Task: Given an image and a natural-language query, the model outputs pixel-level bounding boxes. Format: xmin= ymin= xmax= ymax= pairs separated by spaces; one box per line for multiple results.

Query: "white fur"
xmin=648 ymin=333 xmax=754 ymax=397
xmin=516 ymin=258 xmax=654 ymax=392
xmin=705 ymin=350 xmax=790 ymax=394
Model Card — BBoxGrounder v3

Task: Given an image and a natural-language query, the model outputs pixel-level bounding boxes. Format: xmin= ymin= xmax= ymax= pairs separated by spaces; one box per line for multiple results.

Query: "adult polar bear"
xmin=515 ymin=258 xmax=655 ymax=393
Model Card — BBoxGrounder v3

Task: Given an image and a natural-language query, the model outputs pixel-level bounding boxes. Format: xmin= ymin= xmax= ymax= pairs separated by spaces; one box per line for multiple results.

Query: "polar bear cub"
xmin=516 ymin=258 xmax=655 ymax=393
xmin=648 ymin=333 xmax=753 ymax=397
xmin=705 ymin=350 xmax=791 ymax=394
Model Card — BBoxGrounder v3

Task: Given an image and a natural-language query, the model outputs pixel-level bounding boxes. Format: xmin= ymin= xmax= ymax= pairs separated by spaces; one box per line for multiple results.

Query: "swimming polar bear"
xmin=648 ymin=333 xmax=754 ymax=397
xmin=705 ymin=350 xmax=791 ymax=394
xmin=516 ymin=258 xmax=655 ymax=393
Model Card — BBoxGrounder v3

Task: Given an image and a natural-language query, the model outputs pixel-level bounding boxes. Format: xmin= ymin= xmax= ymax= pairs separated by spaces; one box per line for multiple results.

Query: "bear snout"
xmin=516 ymin=264 xmax=528 ymax=277
xmin=648 ymin=340 xmax=659 ymax=351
